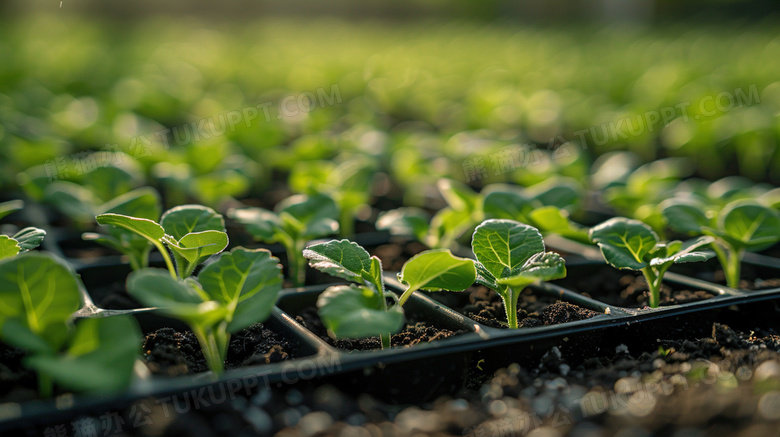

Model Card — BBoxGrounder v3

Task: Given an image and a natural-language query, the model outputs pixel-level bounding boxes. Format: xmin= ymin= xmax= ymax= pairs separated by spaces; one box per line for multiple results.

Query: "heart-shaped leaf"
xmin=198 ymin=248 xmax=283 ymax=332
xmin=160 ymin=205 xmax=225 ymax=241
xmin=167 ymin=230 xmax=229 ymax=264
xmin=471 ymin=219 xmax=545 ymax=280
xmin=277 ymin=194 xmax=339 ymax=239
xmin=303 ymin=239 xmax=371 ymax=283
xmin=96 ymin=213 xmax=165 ymax=242
xmin=376 ymin=207 xmax=430 ymax=242
xmin=316 ymin=285 xmax=404 ymax=339
xmin=649 ymin=236 xmax=715 ymax=267
xmin=0 ymin=253 xmax=82 ymax=352
xmin=127 ymin=269 xmax=225 ymax=323
xmin=589 ymin=217 xmax=659 ymax=270
xmin=99 ymin=186 xmax=162 ymax=221
xmin=398 ymin=249 xmax=476 ymax=292
xmin=482 ymin=189 xmax=534 ymax=221
xmin=718 ymin=201 xmax=780 ymax=251
xmin=227 ymin=207 xmax=281 ymax=242
xmin=499 ymin=252 xmax=567 ymax=288
xmin=661 ymin=199 xmax=711 ymax=234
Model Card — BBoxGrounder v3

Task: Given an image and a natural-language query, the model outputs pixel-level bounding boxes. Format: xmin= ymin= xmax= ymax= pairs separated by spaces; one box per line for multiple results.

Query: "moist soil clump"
xmin=434 ymin=285 xmax=598 ymax=328
xmin=294 ymin=307 xmax=464 ymax=350
xmin=560 ymin=268 xmax=716 ymax=308
xmin=142 ymin=323 xmax=299 ymax=376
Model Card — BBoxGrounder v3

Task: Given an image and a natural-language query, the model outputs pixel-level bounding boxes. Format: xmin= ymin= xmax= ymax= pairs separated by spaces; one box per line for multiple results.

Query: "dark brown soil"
xmin=430 ymin=285 xmax=598 ymax=328
xmin=294 ymin=306 xmax=464 ymax=350
xmin=142 ymin=323 xmax=299 ymax=376
xmin=559 ymin=268 xmax=717 ymax=308
xmin=50 ymin=316 xmax=780 ymax=437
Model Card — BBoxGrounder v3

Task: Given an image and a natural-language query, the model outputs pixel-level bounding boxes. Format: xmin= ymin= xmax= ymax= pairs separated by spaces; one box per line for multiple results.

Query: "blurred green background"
xmin=1 ymin=0 xmax=780 ymax=204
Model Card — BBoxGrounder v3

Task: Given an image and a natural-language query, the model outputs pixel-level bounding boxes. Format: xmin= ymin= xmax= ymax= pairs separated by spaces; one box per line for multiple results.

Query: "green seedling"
xmin=601 ymin=157 xmax=692 ymax=236
xmin=151 ymin=141 xmax=258 ymax=209
xmin=0 ymin=199 xmax=25 ymax=220
xmin=21 ymin=154 xmax=147 ymax=227
xmin=0 ymin=200 xmax=46 ymax=260
xmin=95 ymin=204 xmax=228 ymax=278
xmin=128 ymin=248 xmax=283 ymax=374
xmin=470 ymin=219 xmax=567 ymax=329
xmin=377 ymin=178 xmax=482 ymax=249
xmin=590 ymin=217 xmax=715 ymax=308
xmin=304 ymin=240 xmax=475 ymax=348
xmin=289 ymin=155 xmax=375 ymax=237
xmin=481 ymin=180 xmax=590 ymax=244
xmin=228 ymin=194 xmax=339 ymax=287
xmin=662 ymin=199 xmax=780 ymax=289
xmin=0 ymin=253 xmax=141 ymax=397
xmin=82 ymin=187 xmax=163 ymax=270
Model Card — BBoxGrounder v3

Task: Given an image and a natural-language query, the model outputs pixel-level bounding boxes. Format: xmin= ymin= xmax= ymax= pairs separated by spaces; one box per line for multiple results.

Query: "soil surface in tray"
xmin=561 ymin=269 xmax=717 ymax=308
xmin=294 ymin=307 xmax=464 ymax=350
xmin=52 ymin=309 xmax=780 ymax=437
xmin=142 ymin=323 xmax=300 ymax=376
xmin=431 ymin=285 xmax=599 ymax=328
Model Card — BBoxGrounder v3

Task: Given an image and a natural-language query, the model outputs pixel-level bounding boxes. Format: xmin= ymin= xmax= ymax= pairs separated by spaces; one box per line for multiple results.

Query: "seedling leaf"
xmin=0 ymin=236 xmax=20 ymax=260
xmin=661 ymin=199 xmax=710 ymax=234
xmin=472 ymin=219 xmax=545 ymax=279
xmin=0 ymin=200 xmax=24 ymax=220
xmin=316 ymin=285 xmax=404 ymax=339
xmin=303 ymin=239 xmax=371 ymax=283
xmin=589 ymin=218 xmax=658 ymax=270
xmin=0 ymin=253 xmax=82 ymax=352
xmin=499 ymin=252 xmax=567 ymax=288
xmin=25 ymin=316 xmax=142 ymax=393
xmin=198 ymin=248 xmax=283 ymax=332
xmin=718 ymin=201 xmax=780 ymax=251
xmin=96 ymin=213 xmax=165 ymax=242
xmin=12 ymin=227 xmax=46 ymax=252
xmin=398 ymin=249 xmax=476 ymax=292
xmin=376 ymin=207 xmax=430 ymax=242
xmin=160 ymin=205 xmax=225 ymax=241
xmin=649 ymin=236 xmax=715 ymax=267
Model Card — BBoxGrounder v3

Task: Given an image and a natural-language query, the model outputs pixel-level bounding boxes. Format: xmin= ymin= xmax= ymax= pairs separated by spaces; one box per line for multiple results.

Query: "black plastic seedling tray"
xmin=2 ymin=250 xmax=780 ymax=432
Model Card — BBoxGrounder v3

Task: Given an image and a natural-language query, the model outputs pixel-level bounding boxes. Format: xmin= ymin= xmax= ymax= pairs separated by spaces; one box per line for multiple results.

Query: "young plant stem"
xmin=192 ymin=326 xmax=224 ymax=374
xmin=129 ymin=246 xmax=152 ymax=271
xmin=129 ymin=254 xmax=142 ymax=271
xmin=397 ymin=286 xmax=417 ymax=307
xmin=504 ymin=287 xmax=519 ymax=329
xmin=641 ymin=267 xmax=661 ymax=308
xmin=151 ymin=240 xmax=177 ymax=279
xmin=287 ymin=240 xmax=307 ymax=287
xmin=370 ymin=258 xmax=392 ymax=349
xmin=712 ymin=243 xmax=742 ymax=289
